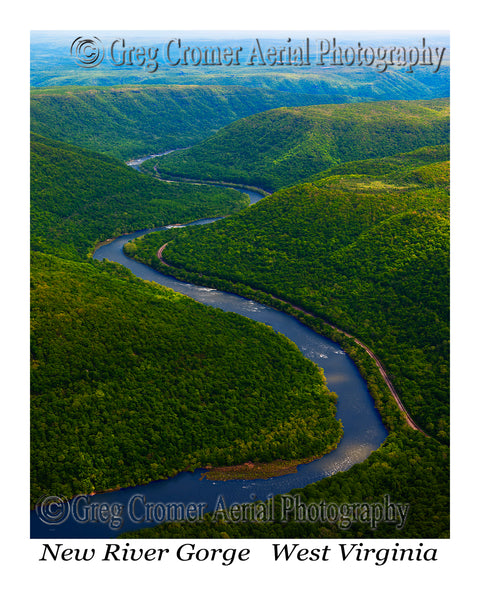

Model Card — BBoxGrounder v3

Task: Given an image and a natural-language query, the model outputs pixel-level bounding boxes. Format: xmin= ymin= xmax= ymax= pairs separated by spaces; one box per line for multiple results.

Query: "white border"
xmin=3 ymin=1 xmax=477 ymax=597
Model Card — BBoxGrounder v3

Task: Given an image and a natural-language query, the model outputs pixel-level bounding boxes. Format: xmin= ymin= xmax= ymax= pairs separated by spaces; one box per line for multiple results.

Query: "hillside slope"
xmin=31 ymin=132 xmax=247 ymax=260
xmin=149 ymin=98 xmax=449 ymax=190
xmin=31 ymin=252 xmax=341 ymax=502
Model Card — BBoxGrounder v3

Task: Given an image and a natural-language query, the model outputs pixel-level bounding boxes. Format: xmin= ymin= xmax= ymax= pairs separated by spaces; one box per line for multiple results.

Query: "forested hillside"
xmin=147 ymin=98 xmax=449 ymax=190
xmin=130 ymin=146 xmax=450 ymax=440
xmin=31 ymin=132 xmax=248 ymax=259
xmin=31 ymin=252 xmax=341 ymax=503
xmin=30 ymin=84 xmax=349 ymax=159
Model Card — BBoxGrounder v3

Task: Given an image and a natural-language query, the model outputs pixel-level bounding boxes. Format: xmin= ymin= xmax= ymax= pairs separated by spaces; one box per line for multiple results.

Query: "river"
xmin=31 ymin=159 xmax=388 ymax=539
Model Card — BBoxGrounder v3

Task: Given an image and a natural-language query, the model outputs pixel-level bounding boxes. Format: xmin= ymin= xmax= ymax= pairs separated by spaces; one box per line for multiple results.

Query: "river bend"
xmin=31 ymin=163 xmax=388 ymax=538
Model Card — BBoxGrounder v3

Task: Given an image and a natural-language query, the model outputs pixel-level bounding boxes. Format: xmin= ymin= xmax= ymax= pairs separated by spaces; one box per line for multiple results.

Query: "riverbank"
xmin=151 ymin=165 xmax=272 ymax=196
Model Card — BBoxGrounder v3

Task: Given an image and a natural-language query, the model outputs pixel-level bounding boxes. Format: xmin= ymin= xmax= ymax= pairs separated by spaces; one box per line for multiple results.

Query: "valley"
xmin=30 ymin=47 xmax=450 ymax=539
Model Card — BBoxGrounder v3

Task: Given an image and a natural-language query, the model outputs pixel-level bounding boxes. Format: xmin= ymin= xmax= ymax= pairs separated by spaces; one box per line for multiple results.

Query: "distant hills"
xmin=30 ymin=84 xmax=450 ymax=163
xmin=31 ymin=32 xmax=449 ymax=99
xmin=30 ymin=84 xmax=357 ymax=160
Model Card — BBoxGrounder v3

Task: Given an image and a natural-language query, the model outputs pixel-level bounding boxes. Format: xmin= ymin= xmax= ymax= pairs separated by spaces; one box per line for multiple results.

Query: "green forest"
xmin=30 ymin=79 xmax=450 ymax=539
xmin=31 ymin=252 xmax=341 ymax=502
xmin=145 ymin=98 xmax=449 ymax=190
xmin=123 ymin=431 xmax=448 ymax=539
xmin=31 ymin=132 xmax=248 ymax=260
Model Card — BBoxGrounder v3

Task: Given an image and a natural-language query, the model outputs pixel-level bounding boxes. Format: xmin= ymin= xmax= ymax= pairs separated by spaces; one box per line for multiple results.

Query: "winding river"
xmin=31 ymin=156 xmax=388 ymax=539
